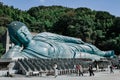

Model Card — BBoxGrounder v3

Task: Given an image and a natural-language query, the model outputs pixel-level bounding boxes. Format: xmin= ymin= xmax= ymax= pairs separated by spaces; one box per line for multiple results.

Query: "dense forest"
xmin=0 ymin=2 xmax=120 ymax=57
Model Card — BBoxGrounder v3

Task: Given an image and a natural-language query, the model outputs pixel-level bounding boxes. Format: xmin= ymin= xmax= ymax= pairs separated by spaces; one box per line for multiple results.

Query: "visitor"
xmin=6 ymin=71 xmax=9 ymax=77
xmin=110 ymin=65 xmax=114 ymax=73
xmin=79 ymin=64 xmax=83 ymax=76
xmin=94 ymin=60 xmax=98 ymax=71
xmin=53 ymin=63 xmax=58 ymax=78
xmin=88 ymin=65 xmax=94 ymax=76
xmin=76 ymin=64 xmax=80 ymax=76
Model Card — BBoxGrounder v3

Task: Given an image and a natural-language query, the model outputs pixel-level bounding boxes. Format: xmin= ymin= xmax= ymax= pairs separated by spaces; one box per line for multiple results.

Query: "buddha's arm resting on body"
xmin=34 ymin=32 xmax=115 ymax=57
xmin=34 ymin=32 xmax=85 ymax=44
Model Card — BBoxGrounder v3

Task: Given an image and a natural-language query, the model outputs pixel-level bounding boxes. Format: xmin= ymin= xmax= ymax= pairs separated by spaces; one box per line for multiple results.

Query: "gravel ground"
xmin=0 ymin=70 xmax=119 ymax=80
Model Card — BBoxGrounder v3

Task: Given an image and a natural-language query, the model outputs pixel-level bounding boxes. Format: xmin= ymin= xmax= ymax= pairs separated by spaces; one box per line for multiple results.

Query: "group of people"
xmin=53 ymin=63 xmax=95 ymax=78
xmin=53 ymin=62 xmax=116 ymax=78
xmin=75 ymin=64 xmax=94 ymax=76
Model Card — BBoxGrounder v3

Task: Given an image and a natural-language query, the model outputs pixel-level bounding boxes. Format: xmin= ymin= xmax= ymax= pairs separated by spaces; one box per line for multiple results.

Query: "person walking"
xmin=76 ymin=64 xmax=80 ymax=76
xmin=110 ymin=65 xmax=114 ymax=73
xmin=53 ymin=63 xmax=58 ymax=78
xmin=79 ymin=64 xmax=83 ymax=76
xmin=88 ymin=65 xmax=94 ymax=76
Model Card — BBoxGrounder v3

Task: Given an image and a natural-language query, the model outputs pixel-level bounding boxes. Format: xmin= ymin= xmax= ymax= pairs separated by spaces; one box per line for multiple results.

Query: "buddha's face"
xmin=16 ymin=25 xmax=32 ymax=45
xmin=8 ymin=21 xmax=32 ymax=46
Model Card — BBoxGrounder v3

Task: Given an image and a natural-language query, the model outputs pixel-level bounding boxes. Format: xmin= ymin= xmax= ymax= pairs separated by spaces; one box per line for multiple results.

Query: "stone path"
xmin=0 ymin=70 xmax=119 ymax=80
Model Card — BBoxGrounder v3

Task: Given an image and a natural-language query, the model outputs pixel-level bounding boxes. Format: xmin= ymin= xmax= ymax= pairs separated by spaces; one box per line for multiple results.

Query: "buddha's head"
xmin=8 ymin=21 xmax=32 ymax=47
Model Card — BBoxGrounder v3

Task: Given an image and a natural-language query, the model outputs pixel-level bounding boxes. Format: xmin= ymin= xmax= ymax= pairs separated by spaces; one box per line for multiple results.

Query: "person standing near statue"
xmin=109 ymin=65 xmax=114 ymax=73
xmin=76 ymin=64 xmax=80 ymax=76
xmin=88 ymin=65 xmax=94 ymax=76
xmin=76 ymin=64 xmax=83 ymax=76
xmin=6 ymin=71 xmax=10 ymax=77
xmin=79 ymin=64 xmax=83 ymax=76
xmin=53 ymin=63 xmax=58 ymax=78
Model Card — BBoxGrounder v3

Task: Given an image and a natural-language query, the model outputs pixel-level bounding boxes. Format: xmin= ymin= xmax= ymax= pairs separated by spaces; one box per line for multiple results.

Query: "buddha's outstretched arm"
xmin=33 ymin=32 xmax=85 ymax=44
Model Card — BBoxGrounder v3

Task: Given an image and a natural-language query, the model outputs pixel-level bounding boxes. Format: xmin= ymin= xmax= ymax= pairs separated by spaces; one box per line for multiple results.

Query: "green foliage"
xmin=0 ymin=43 xmax=5 ymax=57
xmin=0 ymin=3 xmax=120 ymax=55
xmin=0 ymin=26 xmax=6 ymax=35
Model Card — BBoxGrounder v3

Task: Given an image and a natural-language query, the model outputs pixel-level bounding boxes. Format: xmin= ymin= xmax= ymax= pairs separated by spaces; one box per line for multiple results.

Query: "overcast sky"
xmin=1 ymin=0 xmax=120 ymax=17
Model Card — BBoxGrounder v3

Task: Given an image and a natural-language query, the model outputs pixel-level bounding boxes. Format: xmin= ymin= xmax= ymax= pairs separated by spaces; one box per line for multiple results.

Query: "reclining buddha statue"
xmin=1 ymin=21 xmax=115 ymax=60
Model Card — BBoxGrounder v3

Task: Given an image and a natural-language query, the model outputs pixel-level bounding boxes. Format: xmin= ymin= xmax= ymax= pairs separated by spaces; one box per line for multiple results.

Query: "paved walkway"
xmin=0 ymin=70 xmax=119 ymax=80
